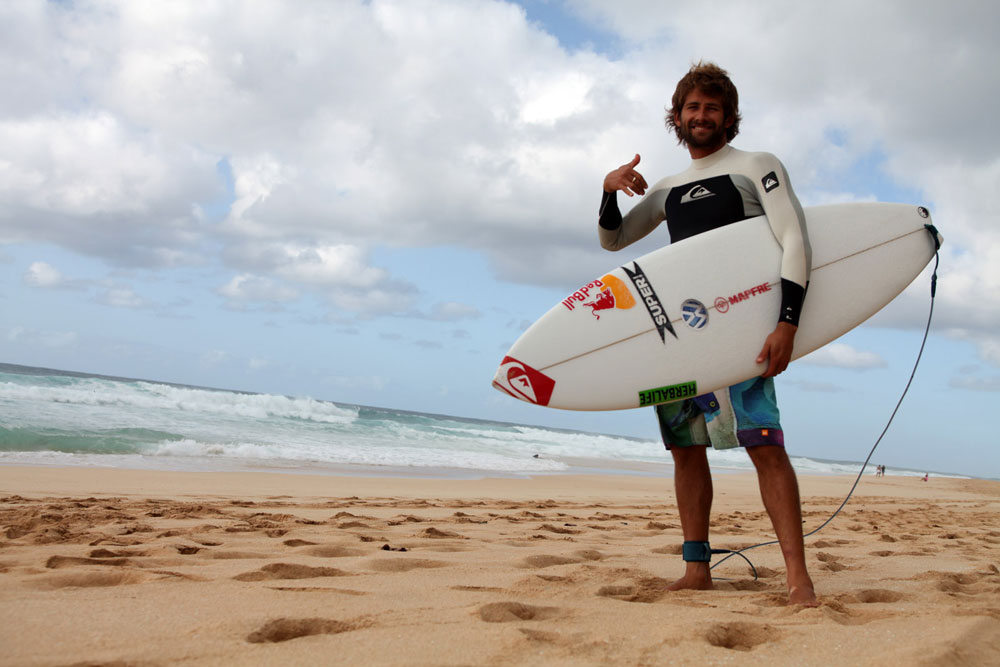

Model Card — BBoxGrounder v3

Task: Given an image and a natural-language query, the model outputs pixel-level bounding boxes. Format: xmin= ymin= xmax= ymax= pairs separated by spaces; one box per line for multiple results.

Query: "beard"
xmin=679 ymin=120 xmax=728 ymax=150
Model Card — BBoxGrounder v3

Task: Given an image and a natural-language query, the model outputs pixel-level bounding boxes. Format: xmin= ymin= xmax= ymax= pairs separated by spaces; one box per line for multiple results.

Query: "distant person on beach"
xmin=922 ymin=473 xmax=929 ymax=482
xmin=599 ymin=62 xmax=816 ymax=606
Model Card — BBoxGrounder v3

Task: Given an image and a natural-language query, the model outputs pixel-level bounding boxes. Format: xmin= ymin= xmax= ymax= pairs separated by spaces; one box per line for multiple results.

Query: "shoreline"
xmin=0 ymin=452 xmax=979 ymax=483
xmin=2 ymin=465 xmax=998 ymax=665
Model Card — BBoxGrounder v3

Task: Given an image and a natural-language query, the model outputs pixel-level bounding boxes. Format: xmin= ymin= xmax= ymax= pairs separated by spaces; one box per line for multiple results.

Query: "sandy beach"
xmin=1 ymin=465 xmax=998 ymax=666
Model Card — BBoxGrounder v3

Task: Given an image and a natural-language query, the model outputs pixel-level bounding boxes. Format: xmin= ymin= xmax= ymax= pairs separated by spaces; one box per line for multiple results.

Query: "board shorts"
xmin=654 ymin=376 xmax=784 ymax=450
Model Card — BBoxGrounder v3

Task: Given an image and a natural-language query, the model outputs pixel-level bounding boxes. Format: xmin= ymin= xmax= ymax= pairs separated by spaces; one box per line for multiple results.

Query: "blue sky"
xmin=1 ymin=0 xmax=998 ymax=478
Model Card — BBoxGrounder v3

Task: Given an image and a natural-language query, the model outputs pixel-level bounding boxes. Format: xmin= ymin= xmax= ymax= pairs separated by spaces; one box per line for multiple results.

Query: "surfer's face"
xmin=676 ymin=89 xmax=732 ymax=153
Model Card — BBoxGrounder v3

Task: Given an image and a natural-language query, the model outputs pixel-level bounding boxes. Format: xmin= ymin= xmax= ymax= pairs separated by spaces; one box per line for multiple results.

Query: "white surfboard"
xmin=493 ymin=202 xmax=941 ymax=411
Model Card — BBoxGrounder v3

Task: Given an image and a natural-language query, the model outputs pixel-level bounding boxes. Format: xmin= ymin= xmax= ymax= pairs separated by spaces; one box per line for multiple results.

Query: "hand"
xmin=756 ymin=322 xmax=797 ymax=378
xmin=603 ymin=154 xmax=648 ymax=197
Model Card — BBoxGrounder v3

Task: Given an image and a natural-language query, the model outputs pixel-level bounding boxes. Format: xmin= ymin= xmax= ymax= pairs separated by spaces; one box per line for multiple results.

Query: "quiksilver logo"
xmin=680 ymin=184 xmax=715 ymax=204
xmin=762 ymin=171 xmax=780 ymax=193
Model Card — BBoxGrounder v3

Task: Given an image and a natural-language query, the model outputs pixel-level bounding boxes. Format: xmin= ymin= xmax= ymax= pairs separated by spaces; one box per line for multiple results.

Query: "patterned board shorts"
xmin=654 ymin=376 xmax=784 ymax=450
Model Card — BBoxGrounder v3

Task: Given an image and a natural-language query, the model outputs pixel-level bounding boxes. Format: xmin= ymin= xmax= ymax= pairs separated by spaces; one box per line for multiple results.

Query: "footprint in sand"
xmin=420 ymin=527 xmax=465 ymax=539
xmin=705 ymin=621 xmax=778 ymax=651
xmin=45 ymin=555 xmax=133 ymax=569
xmin=283 ymin=539 xmax=318 ymax=547
xmin=246 ymin=618 xmax=359 ymax=643
xmin=536 ymin=523 xmax=581 ymax=535
xmin=451 ymin=585 xmax=506 ymax=593
xmin=366 ymin=558 xmax=447 ymax=573
xmin=928 ymin=570 xmax=992 ymax=594
xmin=854 ymin=589 xmax=905 ymax=603
xmin=303 ymin=545 xmax=365 ymax=558
xmin=650 ymin=544 xmax=683 ymax=555
xmin=815 ymin=551 xmax=848 ymax=572
xmin=233 ymin=563 xmax=350 ymax=581
xmin=477 ymin=601 xmax=560 ymax=623
xmin=31 ymin=570 xmax=148 ymax=589
xmin=520 ymin=555 xmax=579 ymax=569
xmin=596 ymin=576 xmax=671 ymax=603
xmin=519 ymin=550 xmax=606 ymax=569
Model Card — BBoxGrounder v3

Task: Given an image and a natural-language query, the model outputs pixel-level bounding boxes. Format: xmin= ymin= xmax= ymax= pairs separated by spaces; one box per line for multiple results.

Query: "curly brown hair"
xmin=665 ymin=61 xmax=741 ymax=144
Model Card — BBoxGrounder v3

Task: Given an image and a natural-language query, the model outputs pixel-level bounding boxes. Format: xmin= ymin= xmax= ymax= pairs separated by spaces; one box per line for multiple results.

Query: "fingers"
xmin=606 ymin=155 xmax=647 ymax=196
xmin=756 ymin=341 xmax=789 ymax=377
xmin=628 ymin=171 xmax=648 ymax=192
xmin=757 ymin=323 xmax=797 ymax=377
xmin=621 ymin=163 xmax=647 ymax=196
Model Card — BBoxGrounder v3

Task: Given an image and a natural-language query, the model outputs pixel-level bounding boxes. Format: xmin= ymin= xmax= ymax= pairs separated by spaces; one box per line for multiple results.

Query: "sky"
xmin=1 ymin=0 xmax=998 ymax=478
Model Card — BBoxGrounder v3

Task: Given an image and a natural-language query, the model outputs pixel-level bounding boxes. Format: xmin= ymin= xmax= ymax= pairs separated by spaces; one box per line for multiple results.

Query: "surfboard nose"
xmin=917 ymin=206 xmax=943 ymax=249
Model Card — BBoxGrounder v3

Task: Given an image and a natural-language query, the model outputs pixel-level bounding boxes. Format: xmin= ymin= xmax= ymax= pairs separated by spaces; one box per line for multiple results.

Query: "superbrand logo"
xmin=493 ymin=356 xmax=555 ymax=407
xmin=715 ymin=282 xmax=773 ymax=313
xmin=622 ymin=262 xmax=677 ymax=343
xmin=562 ymin=273 xmax=636 ymax=320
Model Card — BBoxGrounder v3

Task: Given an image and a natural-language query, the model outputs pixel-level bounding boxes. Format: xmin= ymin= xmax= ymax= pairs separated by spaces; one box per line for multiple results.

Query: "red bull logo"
xmin=563 ymin=274 xmax=636 ymax=319
xmin=492 ymin=356 xmax=555 ymax=407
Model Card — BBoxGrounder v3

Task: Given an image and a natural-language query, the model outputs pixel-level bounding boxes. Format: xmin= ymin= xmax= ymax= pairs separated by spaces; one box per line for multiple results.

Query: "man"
xmin=598 ymin=62 xmax=817 ymax=606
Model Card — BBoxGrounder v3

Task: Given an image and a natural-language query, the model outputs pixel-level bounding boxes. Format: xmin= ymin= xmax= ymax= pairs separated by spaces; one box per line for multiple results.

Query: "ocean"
xmin=0 ymin=363 xmax=941 ymax=479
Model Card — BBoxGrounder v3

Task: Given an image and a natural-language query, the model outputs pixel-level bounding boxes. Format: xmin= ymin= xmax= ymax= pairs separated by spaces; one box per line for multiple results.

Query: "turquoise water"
xmin=0 ymin=363 xmax=948 ymax=478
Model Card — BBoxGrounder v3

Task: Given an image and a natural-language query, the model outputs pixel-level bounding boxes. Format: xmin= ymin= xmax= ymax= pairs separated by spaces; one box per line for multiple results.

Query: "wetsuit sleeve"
xmin=752 ymin=153 xmax=812 ymax=326
xmin=598 ymin=190 xmax=622 ymax=231
xmin=598 ymin=184 xmax=669 ymax=251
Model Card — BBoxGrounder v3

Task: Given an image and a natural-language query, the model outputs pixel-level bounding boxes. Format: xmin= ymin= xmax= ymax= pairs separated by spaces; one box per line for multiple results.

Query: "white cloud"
xmin=798 ymin=343 xmax=887 ymax=370
xmin=217 ymin=274 xmax=299 ymax=304
xmin=0 ymin=0 xmax=996 ymax=352
xmin=274 ymin=245 xmax=387 ymax=289
xmin=328 ymin=285 xmax=420 ymax=319
xmin=23 ymin=261 xmax=65 ymax=288
xmin=783 ymin=379 xmax=845 ymax=393
xmin=248 ymin=358 xmax=271 ymax=371
xmin=97 ymin=287 xmax=146 ymax=309
xmin=424 ymin=302 xmax=482 ymax=322
xmin=4 ymin=325 xmax=78 ymax=348
xmin=949 ymin=376 xmax=1000 ymax=392
xmin=200 ymin=350 xmax=229 ymax=367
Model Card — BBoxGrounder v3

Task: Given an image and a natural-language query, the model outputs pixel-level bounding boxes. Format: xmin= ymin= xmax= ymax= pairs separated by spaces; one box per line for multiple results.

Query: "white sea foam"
xmin=0 ymin=378 xmax=358 ymax=424
xmin=0 ymin=366 xmax=972 ymax=479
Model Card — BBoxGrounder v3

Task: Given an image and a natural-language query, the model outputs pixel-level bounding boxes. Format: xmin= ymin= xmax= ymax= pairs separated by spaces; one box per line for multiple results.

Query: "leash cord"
xmin=710 ymin=225 xmax=941 ymax=578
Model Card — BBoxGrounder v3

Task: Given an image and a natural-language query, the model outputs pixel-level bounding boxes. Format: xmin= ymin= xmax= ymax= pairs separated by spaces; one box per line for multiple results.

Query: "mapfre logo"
xmin=715 ymin=282 xmax=774 ymax=314
xmin=493 ymin=357 xmax=556 ymax=407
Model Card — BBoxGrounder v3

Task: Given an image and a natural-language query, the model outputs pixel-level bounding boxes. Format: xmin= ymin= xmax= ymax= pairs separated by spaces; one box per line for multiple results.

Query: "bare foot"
xmin=666 ymin=564 xmax=713 ymax=592
xmin=788 ymin=583 xmax=818 ymax=607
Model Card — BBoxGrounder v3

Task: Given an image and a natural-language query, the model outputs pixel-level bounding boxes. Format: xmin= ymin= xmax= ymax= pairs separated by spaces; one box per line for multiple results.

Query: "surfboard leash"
xmin=709 ymin=223 xmax=942 ymax=581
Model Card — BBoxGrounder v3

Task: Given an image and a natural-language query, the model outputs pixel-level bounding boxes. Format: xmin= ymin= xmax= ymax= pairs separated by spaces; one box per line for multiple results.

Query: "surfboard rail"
xmin=493 ymin=203 xmax=942 ymax=411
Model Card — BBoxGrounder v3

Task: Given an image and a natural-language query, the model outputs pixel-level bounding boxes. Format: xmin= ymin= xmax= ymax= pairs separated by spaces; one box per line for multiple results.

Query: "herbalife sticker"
xmin=638 ymin=381 xmax=697 ymax=406
xmin=622 ymin=262 xmax=677 ymax=343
